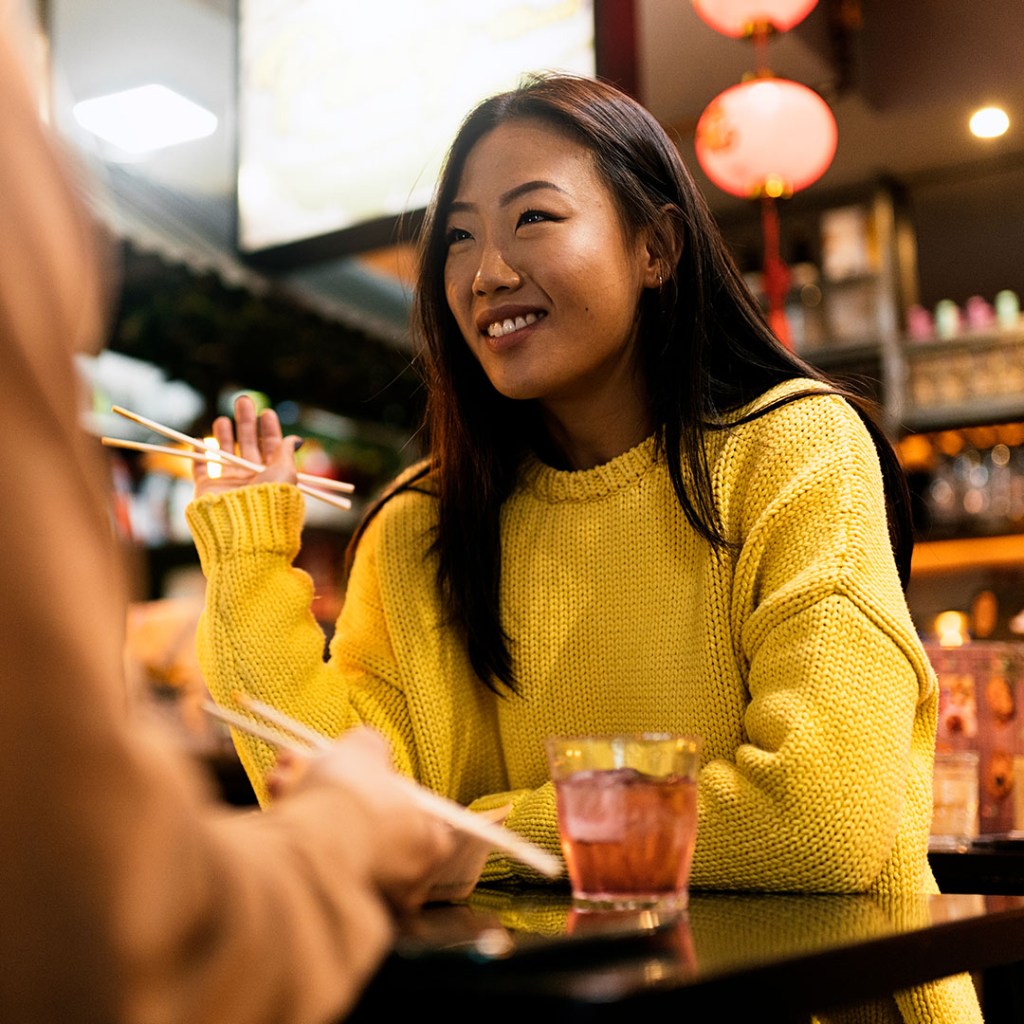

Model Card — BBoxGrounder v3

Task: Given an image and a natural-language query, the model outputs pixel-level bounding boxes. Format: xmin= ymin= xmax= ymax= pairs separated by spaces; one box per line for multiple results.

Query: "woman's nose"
xmin=473 ymin=245 xmax=521 ymax=296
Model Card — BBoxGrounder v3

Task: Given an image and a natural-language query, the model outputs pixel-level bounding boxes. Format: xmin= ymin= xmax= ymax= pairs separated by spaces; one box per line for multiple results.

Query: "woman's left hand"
xmin=193 ymin=393 xmax=299 ymax=499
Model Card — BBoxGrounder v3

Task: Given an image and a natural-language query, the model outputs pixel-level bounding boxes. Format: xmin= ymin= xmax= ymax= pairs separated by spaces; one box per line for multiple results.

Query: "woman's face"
xmin=443 ymin=119 xmax=658 ymax=414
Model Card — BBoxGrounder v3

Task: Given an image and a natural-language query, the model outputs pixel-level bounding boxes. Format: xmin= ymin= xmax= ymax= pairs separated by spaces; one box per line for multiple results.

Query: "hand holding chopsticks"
xmin=203 ymin=695 xmax=562 ymax=879
xmin=102 ymin=401 xmax=355 ymax=512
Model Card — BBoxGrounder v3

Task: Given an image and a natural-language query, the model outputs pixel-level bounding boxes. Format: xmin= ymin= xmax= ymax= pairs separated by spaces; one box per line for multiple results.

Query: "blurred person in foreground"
xmin=0 ymin=8 xmax=457 ymax=1023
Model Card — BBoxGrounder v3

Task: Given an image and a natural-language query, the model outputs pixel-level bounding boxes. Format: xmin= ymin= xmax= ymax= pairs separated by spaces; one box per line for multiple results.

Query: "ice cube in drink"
xmin=553 ymin=766 xmax=697 ymax=910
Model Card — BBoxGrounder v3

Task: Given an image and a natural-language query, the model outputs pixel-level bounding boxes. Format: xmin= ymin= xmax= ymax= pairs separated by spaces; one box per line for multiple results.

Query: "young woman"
xmin=188 ymin=75 xmax=978 ymax=1023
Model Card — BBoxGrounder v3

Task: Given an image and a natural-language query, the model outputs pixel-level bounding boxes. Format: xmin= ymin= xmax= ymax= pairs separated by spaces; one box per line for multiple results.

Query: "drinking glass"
xmin=930 ymin=750 xmax=979 ymax=851
xmin=545 ymin=733 xmax=700 ymax=911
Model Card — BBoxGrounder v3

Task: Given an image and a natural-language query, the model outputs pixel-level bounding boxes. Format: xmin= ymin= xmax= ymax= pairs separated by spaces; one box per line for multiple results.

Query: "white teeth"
xmin=486 ymin=311 xmax=542 ymax=338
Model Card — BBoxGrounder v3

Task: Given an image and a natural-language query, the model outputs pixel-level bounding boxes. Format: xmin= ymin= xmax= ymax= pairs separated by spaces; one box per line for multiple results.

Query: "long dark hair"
xmin=353 ymin=74 xmax=911 ymax=693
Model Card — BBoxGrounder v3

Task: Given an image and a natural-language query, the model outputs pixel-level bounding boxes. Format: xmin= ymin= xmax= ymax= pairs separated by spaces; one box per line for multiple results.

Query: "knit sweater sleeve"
xmin=184 ymin=486 xmax=385 ymax=799
xmin=186 ymin=483 xmax=430 ymax=803
xmin=692 ymin=394 xmax=937 ymax=893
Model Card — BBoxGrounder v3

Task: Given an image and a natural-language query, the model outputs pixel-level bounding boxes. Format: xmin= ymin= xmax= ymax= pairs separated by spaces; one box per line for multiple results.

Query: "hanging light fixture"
xmin=695 ymin=77 xmax=836 ymax=348
xmin=691 ymin=0 xmax=836 ymax=349
xmin=694 ymin=76 xmax=837 ymax=199
xmin=692 ymin=0 xmax=819 ymax=38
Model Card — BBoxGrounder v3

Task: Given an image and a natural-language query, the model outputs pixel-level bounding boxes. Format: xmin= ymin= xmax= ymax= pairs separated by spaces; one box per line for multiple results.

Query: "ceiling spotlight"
xmin=73 ymin=84 xmax=217 ymax=154
xmin=969 ymin=106 xmax=1010 ymax=139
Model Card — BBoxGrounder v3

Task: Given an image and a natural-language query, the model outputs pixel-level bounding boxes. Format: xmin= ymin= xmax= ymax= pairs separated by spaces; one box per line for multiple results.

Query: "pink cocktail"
xmin=546 ymin=734 xmax=700 ymax=911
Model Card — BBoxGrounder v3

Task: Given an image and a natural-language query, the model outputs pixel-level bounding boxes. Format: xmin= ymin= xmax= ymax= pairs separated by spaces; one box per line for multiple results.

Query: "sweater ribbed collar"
xmin=514 ymin=380 xmax=829 ymax=504
xmin=517 ymin=432 xmax=659 ymax=503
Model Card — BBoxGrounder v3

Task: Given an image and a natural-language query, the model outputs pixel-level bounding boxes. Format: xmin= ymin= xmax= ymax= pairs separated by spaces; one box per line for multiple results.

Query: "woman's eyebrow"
xmin=499 ymin=180 xmax=567 ymax=206
xmin=447 ymin=180 xmax=568 ymax=217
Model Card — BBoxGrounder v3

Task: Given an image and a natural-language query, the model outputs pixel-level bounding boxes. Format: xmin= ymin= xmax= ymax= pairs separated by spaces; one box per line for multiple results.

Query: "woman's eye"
xmin=446 ymin=227 xmax=472 ymax=246
xmin=517 ymin=209 xmax=556 ymax=228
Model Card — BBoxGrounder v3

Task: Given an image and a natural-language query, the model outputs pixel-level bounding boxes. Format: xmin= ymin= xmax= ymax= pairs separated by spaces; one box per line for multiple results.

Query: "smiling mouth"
xmin=485 ymin=311 xmax=546 ymax=338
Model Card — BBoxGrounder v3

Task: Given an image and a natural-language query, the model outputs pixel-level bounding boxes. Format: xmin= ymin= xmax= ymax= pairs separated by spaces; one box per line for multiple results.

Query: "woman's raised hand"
xmin=192 ymin=394 xmax=299 ymax=499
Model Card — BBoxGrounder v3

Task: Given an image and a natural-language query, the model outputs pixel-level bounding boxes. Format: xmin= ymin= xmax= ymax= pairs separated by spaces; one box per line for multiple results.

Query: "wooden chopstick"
xmin=102 ymin=436 xmax=352 ymax=513
xmin=237 ymin=694 xmax=332 ymax=750
xmin=111 ymin=405 xmax=356 ymax=494
xmin=203 ymin=698 xmax=562 ymax=879
xmin=203 ymin=701 xmax=315 ymax=755
xmin=102 ymin=436 xmax=225 ymax=465
xmin=105 ymin=407 xmax=354 ymax=512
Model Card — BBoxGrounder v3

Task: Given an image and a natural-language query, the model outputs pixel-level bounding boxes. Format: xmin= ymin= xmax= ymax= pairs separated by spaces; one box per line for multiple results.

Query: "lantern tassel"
xmin=760 ymin=196 xmax=792 ymax=349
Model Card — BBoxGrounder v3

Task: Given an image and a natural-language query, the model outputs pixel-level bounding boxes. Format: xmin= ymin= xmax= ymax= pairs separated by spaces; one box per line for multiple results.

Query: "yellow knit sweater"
xmin=187 ymin=382 xmax=981 ymax=1024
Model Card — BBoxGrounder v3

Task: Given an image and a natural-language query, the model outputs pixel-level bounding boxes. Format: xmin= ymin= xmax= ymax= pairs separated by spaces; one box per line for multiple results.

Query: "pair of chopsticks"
xmin=101 ymin=405 xmax=355 ymax=512
xmin=203 ymin=694 xmax=561 ymax=879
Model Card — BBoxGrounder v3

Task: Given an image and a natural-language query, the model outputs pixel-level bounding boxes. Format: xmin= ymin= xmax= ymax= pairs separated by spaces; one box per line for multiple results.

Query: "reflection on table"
xmin=349 ymin=887 xmax=1024 ymax=1022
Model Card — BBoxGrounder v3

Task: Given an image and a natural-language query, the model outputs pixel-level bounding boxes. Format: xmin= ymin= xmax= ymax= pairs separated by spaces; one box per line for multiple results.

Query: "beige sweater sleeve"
xmin=0 ymin=22 xmax=394 ymax=1024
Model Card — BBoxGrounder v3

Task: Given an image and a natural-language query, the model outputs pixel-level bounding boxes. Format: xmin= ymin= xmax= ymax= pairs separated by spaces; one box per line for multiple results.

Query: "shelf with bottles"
xmin=897 ymin=316 xmax=1024 ymax=433
xmin=742 ymin=272 xmax=889 ymax=406
xmin=726 ymin=183 xmax=912 ymax=431
xmin=807 ymin=188 xmax=907 ymax=355
xmin=899 ymin=423 xmax=1024 ymax=561
xmin=742 ymin=214 xmax=898 ymax=360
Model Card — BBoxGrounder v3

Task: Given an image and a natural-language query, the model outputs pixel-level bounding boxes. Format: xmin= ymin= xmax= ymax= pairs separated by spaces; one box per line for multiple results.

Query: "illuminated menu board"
xmin=238 ymin=0 xmax=595 ymax=263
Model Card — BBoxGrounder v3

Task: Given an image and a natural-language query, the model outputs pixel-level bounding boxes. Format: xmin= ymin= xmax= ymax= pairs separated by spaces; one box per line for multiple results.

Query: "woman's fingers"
xmin=192 ymin=414 xmax=241 ymax=496
xmin=258 ymin=432 xmax=299 ymax=485
xmin=258 ymin=407 xmax=285 ymax=463
xmin=233 ymin=394 xmax=262 ymax=464
xmin=191 ymin=397 xmax=297 ymax=495
xmin=209 ymin=415 xmax=236 ymax=467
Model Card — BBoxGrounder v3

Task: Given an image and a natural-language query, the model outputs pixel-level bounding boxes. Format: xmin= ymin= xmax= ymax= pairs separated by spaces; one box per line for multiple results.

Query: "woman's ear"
xmin=641 ymin=204 xmax=686 ymax=290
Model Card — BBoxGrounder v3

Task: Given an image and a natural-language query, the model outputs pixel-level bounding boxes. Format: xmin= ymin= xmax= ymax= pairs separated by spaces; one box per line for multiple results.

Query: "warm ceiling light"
xmin=969 ymin=106 xmax=1010 ymax=139
xmin=73 ymin=84 xmax=217 ymax=154
xmin=935 ymin=610 xmax=969 ymax=647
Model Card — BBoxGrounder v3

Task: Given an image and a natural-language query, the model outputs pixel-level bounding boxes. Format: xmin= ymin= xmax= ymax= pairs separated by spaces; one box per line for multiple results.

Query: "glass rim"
xmin=544 ymin=732 xmax=701 ymax=750
xmin=934 ymin=750 xmax=980 ymax=764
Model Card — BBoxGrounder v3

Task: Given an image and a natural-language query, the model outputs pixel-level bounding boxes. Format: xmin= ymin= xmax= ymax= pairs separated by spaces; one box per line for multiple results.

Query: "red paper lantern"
xmin=694 ymin=77 xmax=837 ymax=199
xmin=692 ymin=0 xmax=818 ymax=37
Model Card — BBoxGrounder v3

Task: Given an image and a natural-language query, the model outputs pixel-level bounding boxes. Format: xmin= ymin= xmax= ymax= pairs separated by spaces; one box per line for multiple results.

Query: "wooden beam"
xmin=595 ymin=0 xmax=639 ymax=99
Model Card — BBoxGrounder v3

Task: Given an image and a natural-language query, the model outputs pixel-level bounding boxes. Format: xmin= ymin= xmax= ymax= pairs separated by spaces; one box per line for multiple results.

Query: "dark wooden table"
xmin=930 ymin=837 xmax=1024 ymax=894
xmin=349 ymin=888 xmax=1024 ymax=1023
xmin=929 ymin=838 xmax=1024 ymax=1020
